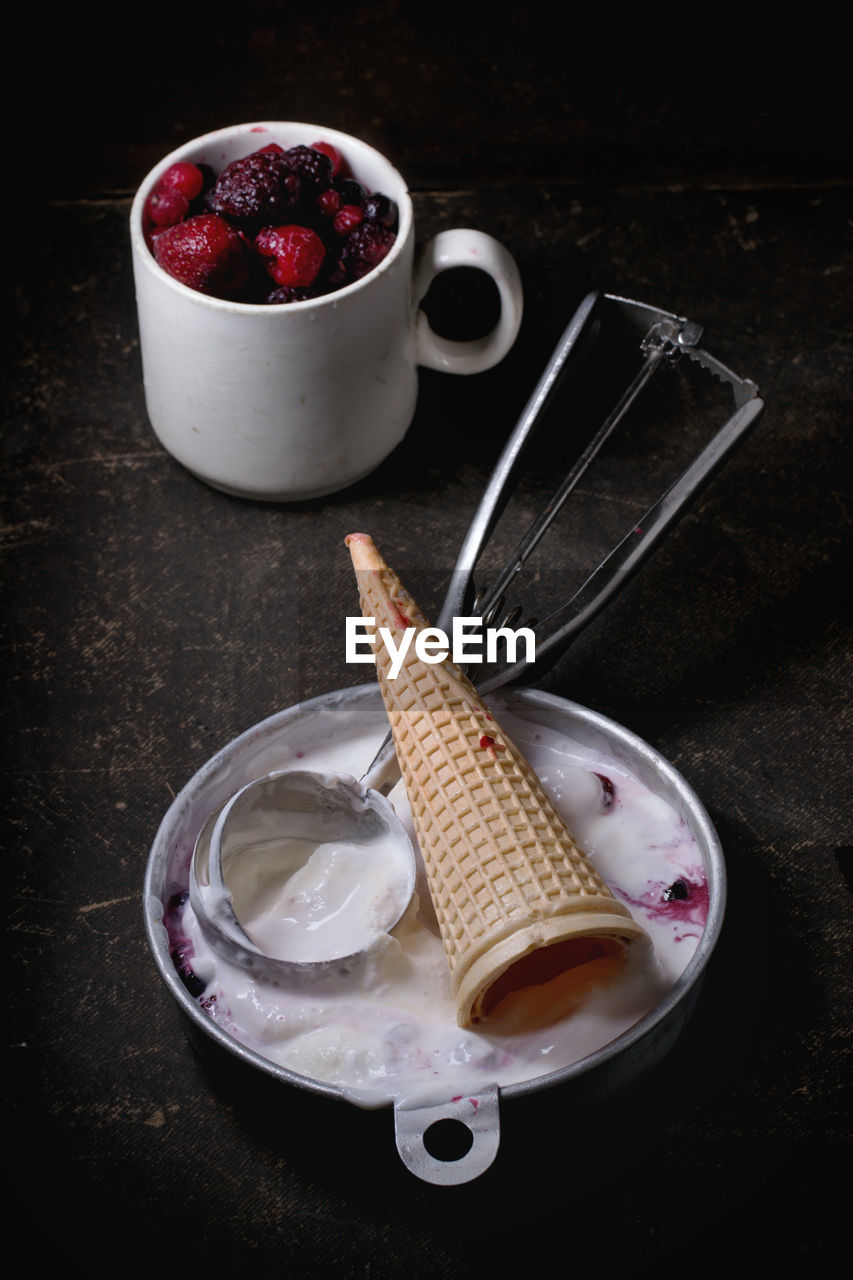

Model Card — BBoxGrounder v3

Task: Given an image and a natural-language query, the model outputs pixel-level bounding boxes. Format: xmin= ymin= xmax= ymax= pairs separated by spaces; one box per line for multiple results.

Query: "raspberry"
xmin=154 ymin=213 xmax=253 ymax=298
xmin=255 ymin=224 xmax=326 ymax=288
xmin=341 ymin=221 xmax=396 ymax=280
xmin=207 ymin=150 xmax=300 ymax=228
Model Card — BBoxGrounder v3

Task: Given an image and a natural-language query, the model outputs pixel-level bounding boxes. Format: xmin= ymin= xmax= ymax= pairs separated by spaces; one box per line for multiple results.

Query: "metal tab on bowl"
xmin=393 ymin=1085 xmax=501 ymax=1185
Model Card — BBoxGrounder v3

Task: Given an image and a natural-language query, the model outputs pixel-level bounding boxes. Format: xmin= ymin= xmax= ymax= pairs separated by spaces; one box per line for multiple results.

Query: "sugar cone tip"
xmin=345 ymin=532 xmax=385 ymax=571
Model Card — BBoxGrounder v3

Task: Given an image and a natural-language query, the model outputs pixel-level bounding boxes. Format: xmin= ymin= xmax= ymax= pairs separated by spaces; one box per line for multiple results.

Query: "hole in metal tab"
xmin=423 ymin=1118 xmax=475 ymax=1162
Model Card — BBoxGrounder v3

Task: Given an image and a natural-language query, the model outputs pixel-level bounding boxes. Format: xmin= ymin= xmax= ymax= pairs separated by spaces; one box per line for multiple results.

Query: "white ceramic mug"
xmin=130 ymin=122 xmax=523 ymax=502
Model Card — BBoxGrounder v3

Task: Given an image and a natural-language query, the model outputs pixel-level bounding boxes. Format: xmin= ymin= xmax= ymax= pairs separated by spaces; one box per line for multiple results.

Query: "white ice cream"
xmin=224 ymin=829 xmax=413 ymax=962
xmin=172 ymin=708 xmax=709 ymax=1108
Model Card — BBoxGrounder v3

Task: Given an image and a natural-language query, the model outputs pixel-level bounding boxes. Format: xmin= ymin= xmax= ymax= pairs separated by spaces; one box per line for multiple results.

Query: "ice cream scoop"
xmin=189 ymin=767 xmax=416 ymax=987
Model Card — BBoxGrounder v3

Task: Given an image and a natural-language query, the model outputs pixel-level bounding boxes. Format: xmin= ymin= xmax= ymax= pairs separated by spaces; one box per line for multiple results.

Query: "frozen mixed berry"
xmin=147 ymin=186 xmax=191 ymax=229
xmin=145 ymin=161 xmax=207 ymax=229
xmin=311 ymin=140 xmax=346 ymax=177
xmin=164 ymin=889 xmax=189 ymax=925
xmin=154 ymin=213 xmax=254 ymax=298
xmin=341 ymin=220 xmax=397 ymax=279
xmin=333 ymin=176 xmax=367 ymax=206
xmin=144 ymin=138 xmax=398 ymax=302
xmin=255 ymin=224 xmax=326 ymax=288
xmin=207 ymin=150 xmax=301 ymax=228
xmin=323 ymin=255 xmax=349 ymax=290
xmin=171 ymin=942 xmax=207 ymax=997
xmin=159 ymin=161 xmax=206 ymax=200
xmin=316 ymin=179 xmax=367 ymax=233
xmin=267 ymin=284 xmax=315 ymax=304
xmin=663 ymin=879 xmax=690 ymax=901
xmin=284 ymin=144 xmax=334 ymax=195
xmin=333 ymin=204 xmax=364 ymax=236
xmin=594 ymin=772 xmax=616 ymax=809
xmin=317 ymin=187 xmax=342 ymax=219
xmin=363 ymin=192 xmax=398 ymax=229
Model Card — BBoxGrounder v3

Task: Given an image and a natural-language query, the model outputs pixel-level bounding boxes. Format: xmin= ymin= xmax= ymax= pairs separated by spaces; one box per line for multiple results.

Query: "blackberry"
xmin=663 ymin=879 xmax=690 ymax=901
xmin=207 ymin=150 xmax=301 ymax=229
xmin=321 ymin=254 xmax=349 ymax=290
xmin=268 ymin=284 xmax=314 ymax=304
xmin=170 ymin=942 xmax=207 ymax=998
xmin=284 ymin=144 xmax=334 ymax=195
xmin=341 ymin=221 xmax=396 ymax=280
xmin=311 ymin=140 xmax=345 ymax=176
xmin=164 ymin=890 xmax=189 ymax=924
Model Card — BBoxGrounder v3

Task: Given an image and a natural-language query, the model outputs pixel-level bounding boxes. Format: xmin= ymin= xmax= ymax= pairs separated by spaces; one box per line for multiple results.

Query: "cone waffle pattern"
xmin=346 ymin=534 xmax=645 ymax=1027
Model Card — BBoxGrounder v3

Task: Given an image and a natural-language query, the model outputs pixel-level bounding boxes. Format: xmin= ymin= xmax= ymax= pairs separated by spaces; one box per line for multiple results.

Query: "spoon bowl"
xmin=189 ymin=767 xmax=416 ymax=989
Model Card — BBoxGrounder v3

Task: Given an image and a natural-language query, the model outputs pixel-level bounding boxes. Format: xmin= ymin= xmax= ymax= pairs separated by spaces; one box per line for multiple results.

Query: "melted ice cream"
xmin=167 ymin=708 xmax=709 ymax=1107
xmin=224 ymin=829 xmax=414 ymax=962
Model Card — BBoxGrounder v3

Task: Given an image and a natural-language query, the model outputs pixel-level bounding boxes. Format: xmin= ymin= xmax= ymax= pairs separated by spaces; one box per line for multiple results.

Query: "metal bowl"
xmin=144 ymin=684 xmax=725 ymax=1185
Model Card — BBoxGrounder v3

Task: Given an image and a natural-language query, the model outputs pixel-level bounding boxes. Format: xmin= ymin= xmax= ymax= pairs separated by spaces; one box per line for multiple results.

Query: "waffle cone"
xmin=345 ymin=533 xmax=646 ymax=1029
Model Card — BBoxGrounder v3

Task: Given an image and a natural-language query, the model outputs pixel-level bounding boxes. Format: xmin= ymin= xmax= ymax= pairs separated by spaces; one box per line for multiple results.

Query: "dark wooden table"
xmin=7 ymin=7 xmax=850 ymax=1274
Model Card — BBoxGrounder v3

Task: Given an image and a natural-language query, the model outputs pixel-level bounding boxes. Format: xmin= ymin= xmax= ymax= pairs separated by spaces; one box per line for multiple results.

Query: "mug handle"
xmin=413 ymin=229 xmax=523 ymax=374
